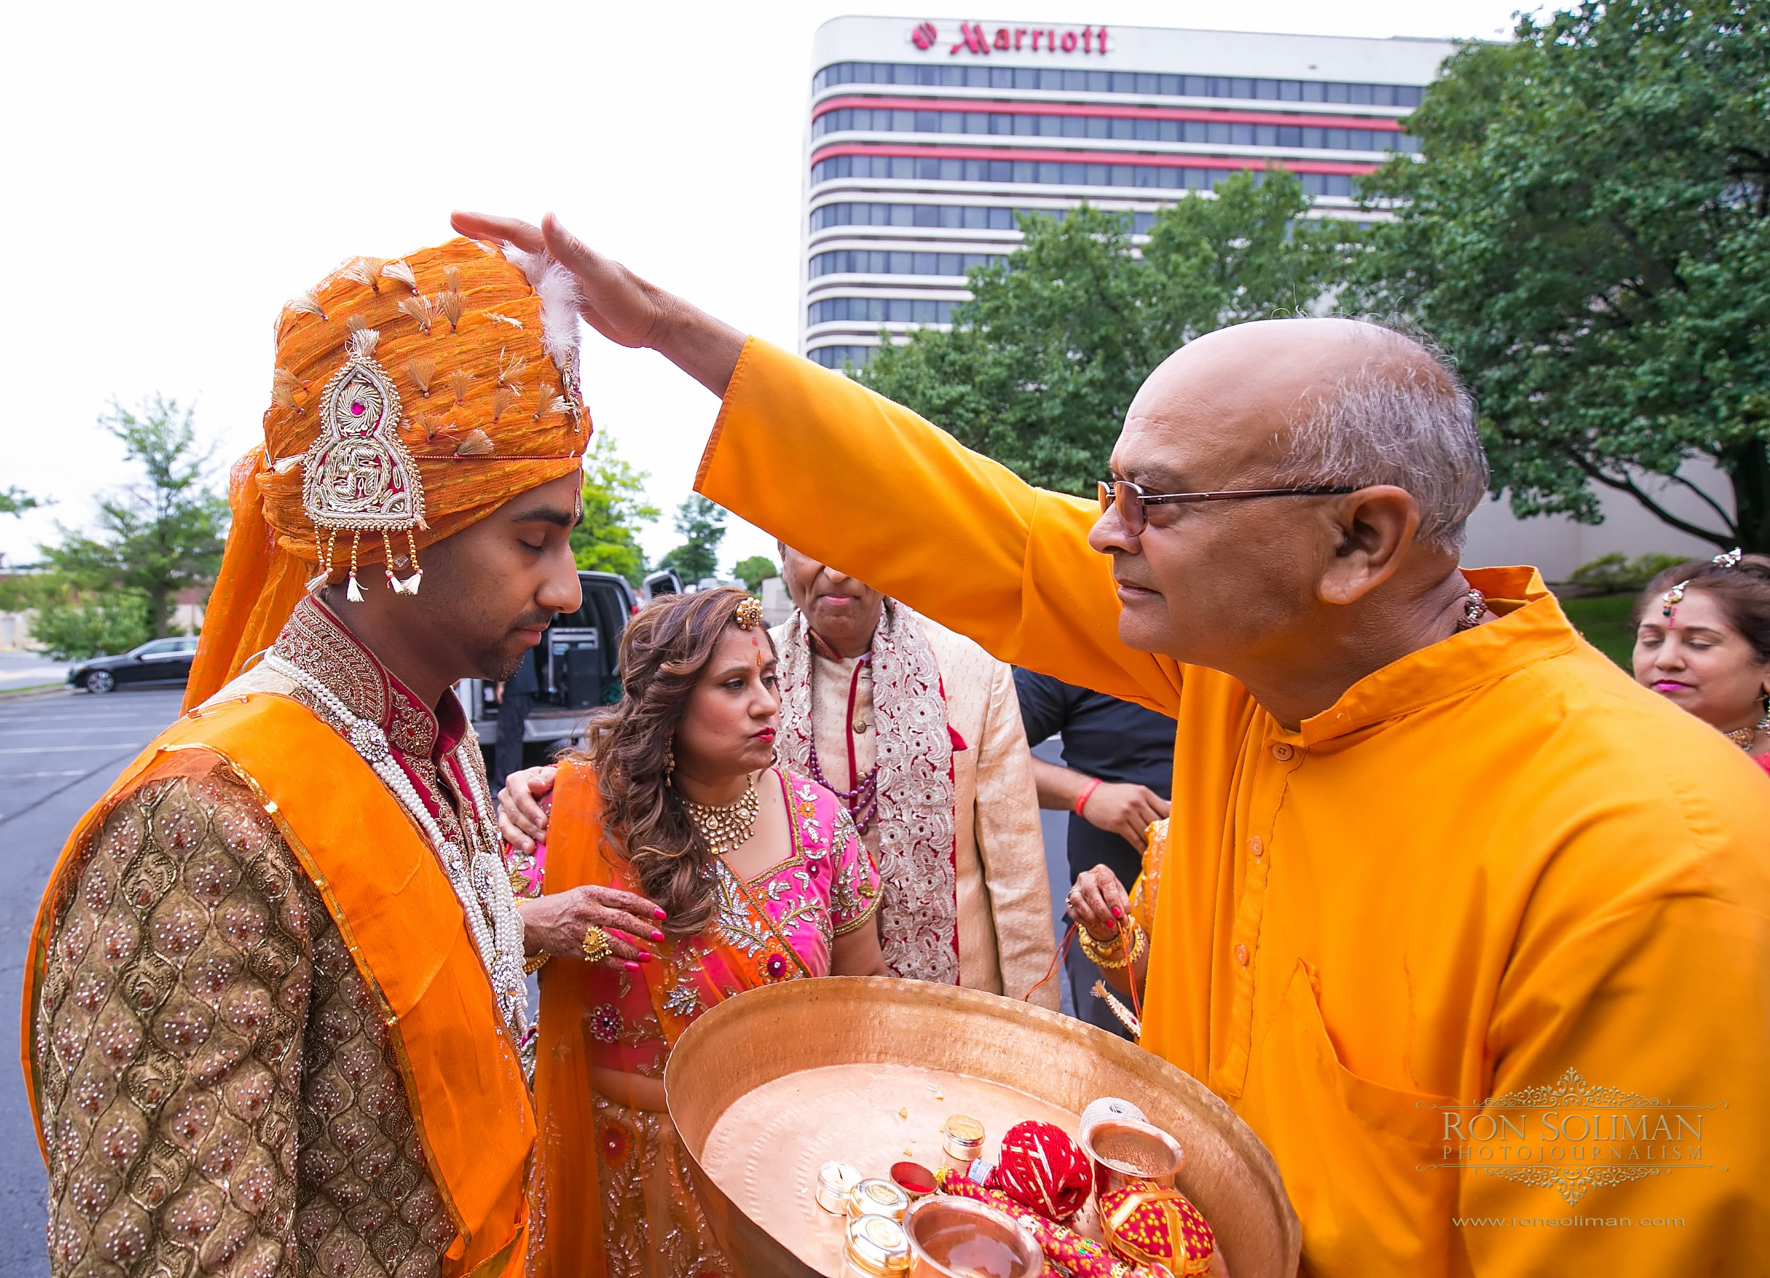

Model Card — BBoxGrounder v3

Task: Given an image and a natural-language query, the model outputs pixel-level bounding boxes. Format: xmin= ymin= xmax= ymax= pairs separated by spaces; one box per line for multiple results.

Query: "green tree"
xmin=41 ymin=397 xmax=227 ymax=637
xmin=731 ymin=555 xmax=779 ymax=592
xmin=658 ymin=495 xmax=727 ymax=583
xmin=857 ymin=173 xmax=1346 ymax=493
xmin=32 ymin=592 xmax=153 ymax=661
xmin=570 ymin=433 xmax=658 ymax=585
xmin=0 ymin=487 xmax=40 ymax=516
xmin=1344 ymin=0 xmax=1770 ymax=549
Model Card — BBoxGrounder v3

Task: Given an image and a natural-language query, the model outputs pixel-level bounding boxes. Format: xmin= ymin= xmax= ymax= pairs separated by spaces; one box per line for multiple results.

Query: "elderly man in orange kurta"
xmin=454 ymin=210 xmax=1770 ymax=1277
xmin=22 ymin=240 xmax=657 ymax=1278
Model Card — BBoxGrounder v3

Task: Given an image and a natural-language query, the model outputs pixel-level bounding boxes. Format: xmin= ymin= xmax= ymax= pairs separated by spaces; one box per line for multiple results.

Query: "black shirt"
xmin=1014 ymin=669 xmax=1176 ymax=892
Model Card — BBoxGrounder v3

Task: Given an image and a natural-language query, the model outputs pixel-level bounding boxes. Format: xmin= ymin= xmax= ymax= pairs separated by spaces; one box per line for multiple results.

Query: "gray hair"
xmin=1273 ymin=319 xmax=1489 ymax=552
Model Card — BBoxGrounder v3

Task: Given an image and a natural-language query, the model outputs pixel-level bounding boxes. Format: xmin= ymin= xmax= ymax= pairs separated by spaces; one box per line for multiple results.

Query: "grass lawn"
xmin=1559 ymin=594 xmax=1636 ymax=670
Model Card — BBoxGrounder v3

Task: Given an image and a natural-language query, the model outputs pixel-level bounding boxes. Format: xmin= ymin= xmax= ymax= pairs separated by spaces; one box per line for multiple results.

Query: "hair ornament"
xmin=1714 ymin=548 xmax=1744 ymax=568
xmin=285 ymin=291 xmax=327 ymax=321
xmin=301 ymin=340 xmax=427 ymax=599
xmin=343 ymin=256 xmax=388 ymax=292
xmin=381 ymin=259 xmax=419 ymax=291
xmin=346 ymin=325 xmax=379 ymax=359
xmin=454 ymin=429 xmax=495 ymax=457
xmin=497 ymin=349 xmax=529 ymax=388
xmin=397 ymin=294 xmax=437 ymax=333
xmin=1662 ymin=579 xmax=1690 ymax=619
xmin=734 ymin=596 xmax=764 ymax=630
xmin=437 ymin=289 xmax=463 ymax=332
xmin=405 ymin=357 xmax=436 ymax=397
xmin=270 ymin=367 xmax=304 ymax=411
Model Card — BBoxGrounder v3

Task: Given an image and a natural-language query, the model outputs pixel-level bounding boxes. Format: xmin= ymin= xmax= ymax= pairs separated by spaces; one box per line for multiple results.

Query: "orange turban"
xmin=185 ymin=237 xmax=590 ymax=709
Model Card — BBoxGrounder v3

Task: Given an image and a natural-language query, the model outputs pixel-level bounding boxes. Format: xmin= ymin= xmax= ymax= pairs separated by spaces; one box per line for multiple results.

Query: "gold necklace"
xmin=682 ymin=772 xmax=761 ymax=857
xmin=1724 ymin=713 xmax=1770 ymax=752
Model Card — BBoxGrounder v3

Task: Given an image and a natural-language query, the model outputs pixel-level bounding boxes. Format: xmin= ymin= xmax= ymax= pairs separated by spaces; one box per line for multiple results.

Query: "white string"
xmin=264 ymin=654 xmax=529 ymax=1038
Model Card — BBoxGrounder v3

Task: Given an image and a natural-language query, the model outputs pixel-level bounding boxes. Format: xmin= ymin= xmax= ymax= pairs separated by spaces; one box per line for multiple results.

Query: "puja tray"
xmin=665 ymin=977 xmax=1300 ymax=1277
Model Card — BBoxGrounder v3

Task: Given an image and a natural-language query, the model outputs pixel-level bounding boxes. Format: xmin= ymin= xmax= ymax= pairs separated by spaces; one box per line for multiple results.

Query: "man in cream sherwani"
xmin=772 ymin=544 xmax=1056 ymax=1007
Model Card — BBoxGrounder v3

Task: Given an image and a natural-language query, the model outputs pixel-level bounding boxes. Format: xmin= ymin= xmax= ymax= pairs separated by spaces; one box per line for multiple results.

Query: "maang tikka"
xmin=301 ymin=325 xmax=428 ymax=600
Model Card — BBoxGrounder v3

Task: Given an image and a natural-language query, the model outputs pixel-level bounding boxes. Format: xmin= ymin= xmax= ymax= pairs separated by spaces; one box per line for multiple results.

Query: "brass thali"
xmin=666 ymin=977 xmax=1300 ymax=1277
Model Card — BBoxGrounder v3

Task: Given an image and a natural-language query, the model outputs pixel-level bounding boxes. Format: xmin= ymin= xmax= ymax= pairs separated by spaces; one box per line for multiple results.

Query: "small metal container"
xmin=848 ymin=1177 xmax=912 ymax=1223
xmin=940 ymin=1114 xmax=985 ymax=1170
xmin=816 ymin=1161 xmax=863 ymax=1215
xmin=1080 ymin=1117 xmax=1186 ymax=1199
xmin=903 ymin=1196 xmax=1043 ymax=1278
xmin=844 ymin=1212 xmax=911 ymax=1277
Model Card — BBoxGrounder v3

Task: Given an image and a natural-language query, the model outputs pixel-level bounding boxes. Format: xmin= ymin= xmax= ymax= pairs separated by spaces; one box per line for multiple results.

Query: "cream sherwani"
xmin=774 ymin=612 xmax=1058 ymax=1008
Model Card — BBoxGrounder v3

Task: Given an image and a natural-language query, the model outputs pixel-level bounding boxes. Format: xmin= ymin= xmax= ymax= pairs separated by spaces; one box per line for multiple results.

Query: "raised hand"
xmin=449 ymin=210 xmax=746 ymax=396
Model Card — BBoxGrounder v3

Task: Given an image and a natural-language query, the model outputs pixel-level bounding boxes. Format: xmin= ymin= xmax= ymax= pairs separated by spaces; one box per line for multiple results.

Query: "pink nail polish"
xmin=650 ymin=930 xmax=665 ymax=942
xmin=635 ymin=952 xmax=652 ymax=964
xmin=624 ymin=961 xmax=640 ymax=972
xmin=1111 ymin=906 xmax=1123 ymax=919
xmin=653 ymin=908 xmax=667 ymax=920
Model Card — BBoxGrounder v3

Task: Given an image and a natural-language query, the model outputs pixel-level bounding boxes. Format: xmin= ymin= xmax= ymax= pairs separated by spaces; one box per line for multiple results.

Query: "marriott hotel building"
xmin=802 ymin=17 xmax=1455 ymax=368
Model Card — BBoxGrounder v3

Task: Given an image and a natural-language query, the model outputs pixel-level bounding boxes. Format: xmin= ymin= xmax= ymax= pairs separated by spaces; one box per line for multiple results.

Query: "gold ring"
xmin=581 ymin=926 xmax=613 ymax=964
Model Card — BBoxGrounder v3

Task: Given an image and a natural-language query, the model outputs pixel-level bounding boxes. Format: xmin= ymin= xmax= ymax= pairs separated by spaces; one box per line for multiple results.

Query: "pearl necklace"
xmin=681 ymin=772 xmax=761 ymax=858
xmin=264 ymin=653 xmax=529 ymax=1039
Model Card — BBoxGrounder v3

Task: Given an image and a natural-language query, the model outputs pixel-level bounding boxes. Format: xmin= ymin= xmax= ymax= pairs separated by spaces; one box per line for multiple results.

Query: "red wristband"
xmin=1073 ymin=777 xmax=1103 ymax=816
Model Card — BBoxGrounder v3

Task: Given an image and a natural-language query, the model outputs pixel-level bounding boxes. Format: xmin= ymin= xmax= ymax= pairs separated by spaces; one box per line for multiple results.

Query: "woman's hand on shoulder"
xmin=497 ymin=765 xmax=557 ymax=852
xmin=516 ymin=885 xmax=667 ymax=969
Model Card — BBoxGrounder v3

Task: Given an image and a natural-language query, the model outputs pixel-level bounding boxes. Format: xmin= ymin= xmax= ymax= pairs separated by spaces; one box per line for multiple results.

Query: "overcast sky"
xmin=0 ymin=0 xmax=1526 ymax=575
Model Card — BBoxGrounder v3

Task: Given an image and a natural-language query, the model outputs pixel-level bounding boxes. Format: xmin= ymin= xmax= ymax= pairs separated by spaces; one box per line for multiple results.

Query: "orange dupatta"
xmin=531 ymin=760 xmax=807 ymax=1278
xmin=21 ymin=694 xmax=536 ymax=1278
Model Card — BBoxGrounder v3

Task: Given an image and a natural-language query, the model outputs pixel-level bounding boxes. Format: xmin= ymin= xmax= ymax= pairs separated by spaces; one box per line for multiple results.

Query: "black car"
xmin=66 ymin=635 xmax=199 ymax=694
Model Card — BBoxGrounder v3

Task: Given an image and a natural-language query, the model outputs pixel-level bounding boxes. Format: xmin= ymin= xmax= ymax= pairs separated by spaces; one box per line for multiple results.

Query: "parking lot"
xmin=0 ymin=685 xmax=184 ymax=1277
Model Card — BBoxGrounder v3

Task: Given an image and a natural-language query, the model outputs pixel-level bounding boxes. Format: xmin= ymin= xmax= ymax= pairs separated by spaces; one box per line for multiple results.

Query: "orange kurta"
xmin=695 ymin=338 xmax=1770 ymax=1277
xmin=23 ymin=694 xmax=535 ymax=1278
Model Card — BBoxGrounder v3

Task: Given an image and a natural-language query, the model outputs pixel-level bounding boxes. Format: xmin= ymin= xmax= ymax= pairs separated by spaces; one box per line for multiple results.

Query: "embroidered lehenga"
xmin=522 ymin=763 xmax=879 ymax=1278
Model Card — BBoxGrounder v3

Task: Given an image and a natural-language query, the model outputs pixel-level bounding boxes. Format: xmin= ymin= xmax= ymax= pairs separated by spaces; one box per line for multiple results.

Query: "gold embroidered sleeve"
xmin=34 ymin=761 xmax=312 ymax=1278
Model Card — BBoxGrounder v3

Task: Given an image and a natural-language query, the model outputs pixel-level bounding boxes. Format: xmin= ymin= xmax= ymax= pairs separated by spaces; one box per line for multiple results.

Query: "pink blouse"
xmin=526 ymin=767 xmax=880 ymax=1078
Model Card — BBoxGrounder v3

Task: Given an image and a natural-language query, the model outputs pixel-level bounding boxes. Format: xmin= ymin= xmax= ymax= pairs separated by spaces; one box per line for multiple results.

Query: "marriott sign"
xmin=909 ymin=20 xmax=1111 ymax=56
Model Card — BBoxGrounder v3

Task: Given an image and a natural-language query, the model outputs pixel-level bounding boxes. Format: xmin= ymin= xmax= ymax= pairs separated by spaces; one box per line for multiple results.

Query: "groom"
xmin=24 ymin=238 xmax=656 ymax=1278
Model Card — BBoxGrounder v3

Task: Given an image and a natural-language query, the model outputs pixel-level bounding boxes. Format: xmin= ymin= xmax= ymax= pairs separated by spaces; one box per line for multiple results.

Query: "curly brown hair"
xmin=572 ymin=588 xmax=773 ymax=938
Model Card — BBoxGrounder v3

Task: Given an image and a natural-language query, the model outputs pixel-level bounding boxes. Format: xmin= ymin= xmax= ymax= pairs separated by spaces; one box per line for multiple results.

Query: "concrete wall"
xmin=1461 ymin=459 xmax=1734 ymax=581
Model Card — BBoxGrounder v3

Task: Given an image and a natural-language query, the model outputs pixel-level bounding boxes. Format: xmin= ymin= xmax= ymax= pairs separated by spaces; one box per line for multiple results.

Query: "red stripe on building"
xmin=810 ymin=142 xmax=1379 ymax=177
xmin=813 ymin=95 xmax=1404 ymax=132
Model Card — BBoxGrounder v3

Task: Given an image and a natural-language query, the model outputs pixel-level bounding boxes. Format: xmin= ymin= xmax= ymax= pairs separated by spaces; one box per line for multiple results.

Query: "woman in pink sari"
xmin=507 ymin=587 xmax=885 ymax=1278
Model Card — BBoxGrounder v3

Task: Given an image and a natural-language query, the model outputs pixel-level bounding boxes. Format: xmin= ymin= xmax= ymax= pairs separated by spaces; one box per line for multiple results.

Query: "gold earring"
xmin=665 ymin=744 xmax=676 ymax=786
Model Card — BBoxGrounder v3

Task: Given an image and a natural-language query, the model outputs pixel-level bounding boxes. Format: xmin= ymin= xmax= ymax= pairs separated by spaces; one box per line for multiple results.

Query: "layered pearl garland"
xmin=265 ymin=654 xmax=530 ymax=1038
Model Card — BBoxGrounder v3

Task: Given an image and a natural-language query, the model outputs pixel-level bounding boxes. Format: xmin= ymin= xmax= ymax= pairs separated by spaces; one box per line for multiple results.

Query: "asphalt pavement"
xmin=0 ymin=685 xmax=184 ymax=1278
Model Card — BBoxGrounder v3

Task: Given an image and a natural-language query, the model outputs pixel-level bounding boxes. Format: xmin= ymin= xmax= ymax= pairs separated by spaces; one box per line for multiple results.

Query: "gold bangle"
xmin=1080 ymin=919 xmax=1146 ymax=971
xmin=581 ymin=925 xmax=614 ymax=965
xmin=524 ymin=953 xmax=551 ymax=975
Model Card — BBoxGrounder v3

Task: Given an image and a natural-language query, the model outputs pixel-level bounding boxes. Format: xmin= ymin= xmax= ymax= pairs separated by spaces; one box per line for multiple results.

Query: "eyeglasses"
xmin=1097 ymin=479 xmax=1359 ymax=536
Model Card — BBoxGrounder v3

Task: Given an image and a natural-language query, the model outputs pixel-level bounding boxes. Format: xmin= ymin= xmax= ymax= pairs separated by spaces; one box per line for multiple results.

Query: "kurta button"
xmin=1270 ymin=743 xmax=1294 ymax=761
xmin=1248 ymin=836 xmax=1263 ymax=858
xmin=1235 ymin=943 xmax=1250 ymax=967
